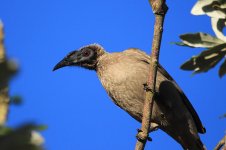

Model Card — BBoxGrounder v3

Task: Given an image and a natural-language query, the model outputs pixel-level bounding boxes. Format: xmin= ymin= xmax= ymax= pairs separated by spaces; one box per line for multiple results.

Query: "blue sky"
xmin=0 ymin=0 xmax=225 ymax=150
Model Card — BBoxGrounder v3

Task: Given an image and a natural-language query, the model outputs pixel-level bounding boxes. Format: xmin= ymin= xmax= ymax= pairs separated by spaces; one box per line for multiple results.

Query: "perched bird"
xmin=53 ymin=44 xmax=206 ymax=150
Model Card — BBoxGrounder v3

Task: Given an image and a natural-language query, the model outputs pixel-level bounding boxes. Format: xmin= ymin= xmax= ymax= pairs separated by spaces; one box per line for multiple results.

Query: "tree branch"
xmin=214 ymin=135 xmax=226 ymax=150
xmin=135 ymin=1 xmax=168 ymax=150
xmin=0 ymin=21 xmax=9 ymax=125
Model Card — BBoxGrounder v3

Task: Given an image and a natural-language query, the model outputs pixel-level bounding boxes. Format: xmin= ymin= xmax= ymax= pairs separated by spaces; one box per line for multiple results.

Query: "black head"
xmin=53 ymin=44 xmax=105 ymax=71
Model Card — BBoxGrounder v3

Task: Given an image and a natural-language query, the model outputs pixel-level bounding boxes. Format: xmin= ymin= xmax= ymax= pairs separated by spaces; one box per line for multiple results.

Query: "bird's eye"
xmin=82 ymin=50 xmax=91 ymax=57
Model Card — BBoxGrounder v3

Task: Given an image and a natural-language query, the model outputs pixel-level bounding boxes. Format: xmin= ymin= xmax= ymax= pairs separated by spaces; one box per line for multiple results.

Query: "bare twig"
xmin=135 ymin=1 xmax=168 ymax=150
xmin=0 ymin=21 xmax=9 ymax=125
xmin=214 ymin=135 xmax=226 ymax=150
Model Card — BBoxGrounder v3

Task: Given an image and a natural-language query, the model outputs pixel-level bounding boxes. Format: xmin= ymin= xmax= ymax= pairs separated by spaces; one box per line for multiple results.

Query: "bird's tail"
xmin=163 ymin=128 xmax=206 ymax=150
xmin=180 ymin=137 xmax=206 ymax=150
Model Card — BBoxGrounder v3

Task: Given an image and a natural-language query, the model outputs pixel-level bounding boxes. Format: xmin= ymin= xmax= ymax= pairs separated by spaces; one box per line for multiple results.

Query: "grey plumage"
xmin=53 ymin=44 xmax=206 ymax=150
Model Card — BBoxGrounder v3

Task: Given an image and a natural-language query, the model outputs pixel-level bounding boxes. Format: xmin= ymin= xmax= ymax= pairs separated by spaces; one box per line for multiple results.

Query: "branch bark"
xmin=135 ymin=1 xmax=168 ymax=150
xmin=214 ymin=135 xmax=226 ymax=150
xmin=0 ymin=21 xmax=9 ymax=125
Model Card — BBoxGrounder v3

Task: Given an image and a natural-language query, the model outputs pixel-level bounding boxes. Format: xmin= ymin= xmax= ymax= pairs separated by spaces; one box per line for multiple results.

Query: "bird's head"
xmin=53 ymin=44 xmax=105 ymax=71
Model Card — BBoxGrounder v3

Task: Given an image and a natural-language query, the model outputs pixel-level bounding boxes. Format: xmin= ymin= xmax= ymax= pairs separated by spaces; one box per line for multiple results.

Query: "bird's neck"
xmin=96 ymin=53 xmax=109 ymax=75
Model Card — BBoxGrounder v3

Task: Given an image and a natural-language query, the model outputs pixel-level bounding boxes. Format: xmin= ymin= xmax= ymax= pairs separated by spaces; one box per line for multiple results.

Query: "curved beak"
xmin=53 ymin=51 xmax=79 ymax=71
xmin=53 ymin=58 xmax=71 ymax=71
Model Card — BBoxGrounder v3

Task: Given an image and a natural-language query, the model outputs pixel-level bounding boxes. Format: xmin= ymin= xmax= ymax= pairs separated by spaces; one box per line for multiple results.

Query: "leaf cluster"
xmin=0 ymin=22 xmax=46 ymax=150
xmin=0 ymin=124 xmax=46 ymax=150
xmin=175 ymin=0 xmax=226 ymax=77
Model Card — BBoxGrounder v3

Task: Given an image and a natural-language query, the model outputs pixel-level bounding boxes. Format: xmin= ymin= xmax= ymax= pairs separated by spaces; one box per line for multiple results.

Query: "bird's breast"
xmin=96 ymin=58 xmax=149 ymax=121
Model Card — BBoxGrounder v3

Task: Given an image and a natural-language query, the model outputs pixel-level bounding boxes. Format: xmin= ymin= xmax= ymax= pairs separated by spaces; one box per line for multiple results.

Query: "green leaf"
xmin=0 ymin=124 xmax=45 ymax=150
xmin=179 ymin=32 xmax=225 ymax=48
xmin=211 ymin=18 xmax=226 ymax=42
xmin=181 ymin=43 xmax=226 ymax=74
xmin=33 ymin=125 xmax=48 ymax=131
xmin=202 ymin=1 xmax=226 ymax=19
xmin=191 ymin=0 xmax=226 ymax=19
xmin=191 ymin=0 xmax=212 ymax=15
xmin=0 ymin=126 xmax=12 ymax=136
xmin=219 ymin=59 xmax=226 ymax=77
xmin=170 ymin=42 xmax=194 ymax=47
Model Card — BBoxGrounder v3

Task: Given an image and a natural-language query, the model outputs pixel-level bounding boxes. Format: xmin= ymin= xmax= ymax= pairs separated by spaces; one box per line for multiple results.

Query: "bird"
xmin=53 ymin=43 xmax=206 ymax=150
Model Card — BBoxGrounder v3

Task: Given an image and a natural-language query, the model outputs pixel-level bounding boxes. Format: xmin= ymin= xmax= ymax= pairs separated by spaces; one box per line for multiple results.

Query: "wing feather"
xmin=123 ymin=48 xmax=206 ymax=133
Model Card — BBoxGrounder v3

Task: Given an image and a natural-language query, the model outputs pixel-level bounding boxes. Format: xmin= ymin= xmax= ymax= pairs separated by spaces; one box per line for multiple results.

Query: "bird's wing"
xmin=123 ymin=48 xmax=206 ymax=134
xmin=158 ymin=65 xmax=206 ymax=134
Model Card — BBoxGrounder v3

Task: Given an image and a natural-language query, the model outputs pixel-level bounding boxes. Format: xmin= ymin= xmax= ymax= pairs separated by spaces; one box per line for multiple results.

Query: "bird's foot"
xmin=143 ymin=83 xmax=152 ymax=92
xmin=143 ymin=83 xmax=159 ymax=99
xmin=136 ymin=129 xmax=152 ymax=142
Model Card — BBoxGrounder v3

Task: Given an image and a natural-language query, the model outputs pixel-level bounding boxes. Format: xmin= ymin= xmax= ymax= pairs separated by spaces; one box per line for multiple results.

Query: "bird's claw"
xmin=136 ymin=129 xmax=152 ymax=142
xmin=137 ymin=128 xmax=142 ymax=132
xmin=143 ymin=83 xmax=152 ymax=92
xmin=143 ymin=83 xmax=159 ymax=100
